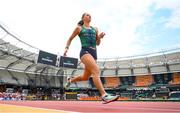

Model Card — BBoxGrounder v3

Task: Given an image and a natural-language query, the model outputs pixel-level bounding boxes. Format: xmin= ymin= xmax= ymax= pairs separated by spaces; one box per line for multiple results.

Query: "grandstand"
xmin=0 ymin=23 xmax=180 ymax=101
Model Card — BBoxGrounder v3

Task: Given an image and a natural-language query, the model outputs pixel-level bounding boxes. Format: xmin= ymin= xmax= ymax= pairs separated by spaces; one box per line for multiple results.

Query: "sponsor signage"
xmin=59 ymin=56 xmax=78 ymax=69
xmin=37 ymin=50 xmax=57 ymax=66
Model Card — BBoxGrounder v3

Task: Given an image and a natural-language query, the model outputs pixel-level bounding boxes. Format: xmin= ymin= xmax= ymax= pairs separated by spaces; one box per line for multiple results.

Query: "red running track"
xmin=1 ymin=101 xmax=180 ymax=113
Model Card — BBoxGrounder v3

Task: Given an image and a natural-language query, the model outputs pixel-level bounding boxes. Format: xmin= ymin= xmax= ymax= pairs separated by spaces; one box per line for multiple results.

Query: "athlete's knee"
xmin=91 ymin=67 xmax=100 ymax=76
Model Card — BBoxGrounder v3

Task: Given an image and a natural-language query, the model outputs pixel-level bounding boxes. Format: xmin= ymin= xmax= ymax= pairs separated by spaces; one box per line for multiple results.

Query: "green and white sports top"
xmin=78 ymin=26 xmax=97 ymax=48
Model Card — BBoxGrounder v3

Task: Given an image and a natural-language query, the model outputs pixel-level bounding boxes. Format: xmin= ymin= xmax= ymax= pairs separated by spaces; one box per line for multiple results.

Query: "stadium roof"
xmin=1 ymin=24 xmax=180 ymax=76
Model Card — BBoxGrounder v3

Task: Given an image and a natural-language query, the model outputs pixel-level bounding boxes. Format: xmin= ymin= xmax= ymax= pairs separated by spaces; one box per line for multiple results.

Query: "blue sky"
xmin=0 ymin=0 xmax=180 ymax=59
xmin=136 ymin=7 xmax=179 ymax=52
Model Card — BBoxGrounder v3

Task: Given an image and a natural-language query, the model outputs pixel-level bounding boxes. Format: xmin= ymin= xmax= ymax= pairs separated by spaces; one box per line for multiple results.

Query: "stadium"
xmin=0 ymin=22 xmax=180 ymax=113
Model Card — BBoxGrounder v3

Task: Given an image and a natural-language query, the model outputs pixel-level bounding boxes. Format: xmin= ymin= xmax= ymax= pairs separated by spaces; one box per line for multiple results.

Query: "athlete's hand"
xmin=63 ymin=48 xmax=68 ymax=56
xmin=99 ymin=32 xmax=105 ymax=38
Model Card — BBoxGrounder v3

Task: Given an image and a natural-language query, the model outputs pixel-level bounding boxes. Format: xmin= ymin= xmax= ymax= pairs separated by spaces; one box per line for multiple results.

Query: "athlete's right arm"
xmin=64 ymin=26 xmax=81 ymax=56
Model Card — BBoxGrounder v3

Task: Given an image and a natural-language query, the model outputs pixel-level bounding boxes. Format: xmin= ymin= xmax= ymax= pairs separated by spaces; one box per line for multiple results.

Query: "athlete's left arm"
xmin=95 ymin=27 xmax=105 ymax=46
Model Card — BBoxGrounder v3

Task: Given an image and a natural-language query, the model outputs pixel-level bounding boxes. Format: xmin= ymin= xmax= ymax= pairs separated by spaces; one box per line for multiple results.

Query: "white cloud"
xmin=154 ymin=0 xmax=180 ymax=29
xmin=92 ymin=0 xmax=155 ymax=58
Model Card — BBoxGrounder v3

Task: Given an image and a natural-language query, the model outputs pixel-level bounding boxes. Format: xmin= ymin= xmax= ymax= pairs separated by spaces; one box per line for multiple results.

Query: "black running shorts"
xmin=80 ymin=47 xmax=97 ymax=60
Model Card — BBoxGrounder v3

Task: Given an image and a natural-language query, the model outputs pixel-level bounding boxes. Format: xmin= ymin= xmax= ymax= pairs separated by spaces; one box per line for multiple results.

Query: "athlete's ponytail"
xmin=78 ymin=20 xmax=84 ymax=26
xmin=77 ymin=13 xmax=86 ymax=26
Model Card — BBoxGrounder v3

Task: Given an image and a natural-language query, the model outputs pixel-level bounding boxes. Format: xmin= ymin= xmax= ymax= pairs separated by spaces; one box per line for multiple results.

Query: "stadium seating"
xmin=135 ymin=75 xmax=153 ymax=87
xmin=171 ymin=73 xmax=180 ymax=85
xmin=104 ymin=77 xmax=120 ymax=88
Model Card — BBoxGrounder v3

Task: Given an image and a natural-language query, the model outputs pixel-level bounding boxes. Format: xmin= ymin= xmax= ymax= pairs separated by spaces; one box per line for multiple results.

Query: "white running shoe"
xmin=102 ymin=94 xmax=119 ymax=104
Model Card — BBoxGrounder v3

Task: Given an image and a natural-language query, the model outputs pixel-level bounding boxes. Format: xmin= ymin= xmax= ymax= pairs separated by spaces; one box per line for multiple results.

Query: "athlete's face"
xmin=82 ymin=13 xmax=91 ymax=22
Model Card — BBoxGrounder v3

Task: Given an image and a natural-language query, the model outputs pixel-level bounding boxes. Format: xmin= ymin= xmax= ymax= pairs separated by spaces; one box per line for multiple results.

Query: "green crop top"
xmin=78 ymin=26 xmax=97 ymax=48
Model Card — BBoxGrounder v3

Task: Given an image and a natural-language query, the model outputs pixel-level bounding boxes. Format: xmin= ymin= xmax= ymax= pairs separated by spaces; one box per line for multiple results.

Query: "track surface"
xmin=1 ymin=101 xmax=180 ymax=113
